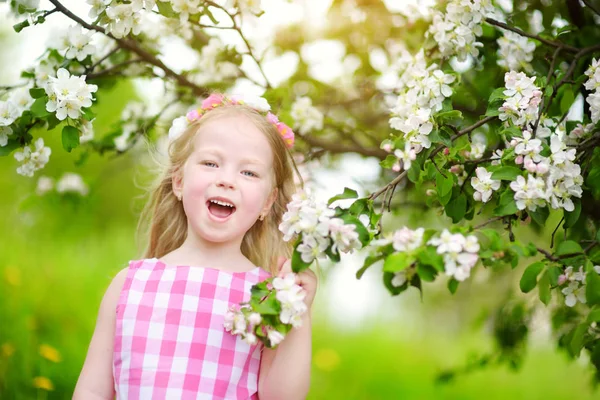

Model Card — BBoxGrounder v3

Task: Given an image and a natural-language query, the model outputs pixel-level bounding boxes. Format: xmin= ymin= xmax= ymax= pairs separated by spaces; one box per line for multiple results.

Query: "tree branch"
xmin=484 ymin=18 xmax=579 ymax=53
xmin=298 ymin=134 xmax=387 ymax=160
xmin=582 ymin=0 xmax=600 ymax=17
xmin=48 ymin=0 xmax=209 ymax=96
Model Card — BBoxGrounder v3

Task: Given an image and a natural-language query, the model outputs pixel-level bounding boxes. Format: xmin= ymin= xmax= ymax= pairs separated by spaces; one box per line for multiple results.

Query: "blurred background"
xmin=1 ymin=0 xmax=599 ymax=399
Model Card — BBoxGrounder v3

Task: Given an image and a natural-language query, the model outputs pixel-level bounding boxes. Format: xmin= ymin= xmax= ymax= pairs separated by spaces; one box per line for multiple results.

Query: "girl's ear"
xmin=172 ymin=168 xmax=183 ymax=199
xmin=263 ymin=187 xmax=278 ymax=216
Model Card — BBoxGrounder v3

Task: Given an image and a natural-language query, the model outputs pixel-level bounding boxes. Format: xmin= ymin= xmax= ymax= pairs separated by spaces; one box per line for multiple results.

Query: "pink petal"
xmin=201 ymin=93 xmax=225 ymax=109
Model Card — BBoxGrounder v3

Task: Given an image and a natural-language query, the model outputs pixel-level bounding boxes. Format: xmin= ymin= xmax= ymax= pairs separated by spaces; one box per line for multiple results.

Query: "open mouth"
xmin=206 ymin=198 xmax=236 ymax=219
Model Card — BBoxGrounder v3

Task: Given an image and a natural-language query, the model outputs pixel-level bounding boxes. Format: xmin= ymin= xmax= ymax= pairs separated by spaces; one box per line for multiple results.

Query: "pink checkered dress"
xmin=113 ymin=258 xmax=271 ymax=399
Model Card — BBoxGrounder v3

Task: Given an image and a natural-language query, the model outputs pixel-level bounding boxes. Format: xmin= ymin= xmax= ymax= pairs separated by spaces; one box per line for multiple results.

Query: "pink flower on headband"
xmin=202 ymin=93 xmax=225 ymax=110
xmin=169 ymin=93 xmax=295 ymax=148
xmin=186 ymin=109 xmax=200 ymax=122
xmin=276 ymin=122 xmax=295 ymax=148
xmin=266 ymin=112 xmax=279 ymax=124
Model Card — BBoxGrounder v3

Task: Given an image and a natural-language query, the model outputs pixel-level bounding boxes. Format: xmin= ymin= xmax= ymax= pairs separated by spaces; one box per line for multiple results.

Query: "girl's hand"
xmin=276 ymin=256 xmax=318 ymax=309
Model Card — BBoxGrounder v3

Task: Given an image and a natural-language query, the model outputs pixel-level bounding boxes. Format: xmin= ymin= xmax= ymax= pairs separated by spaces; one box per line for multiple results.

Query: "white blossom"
xmin=192 ymin=38 xmax=238 ymax=85
xmin=56 ymin=173 xmax=89 ymax=196
xmin=0 ymin=100 xmax=20 ymax=126
xmin=497 ymin=31 xmax=536 ymax=72
xmin=168 ymin=116 xmax=188 ymax=142
xmin=8 ymin=86 xmax=34 ymax=114
xmin=14 ymin=138 xmax=51 ymax=177
xmin=291 ymin=97 xmax=324 ymax=135
xmin=267 ymin=329 xmax=285 ymax=346
xmin=45 ymin=68 xmax=98 ymax=121
xmin=391 ymin=227 xmax=424 ymax=252
xmin=393 ymin=143 xmax=417 ymax=171
xmin=106 ymin=3 xmax=143 ymax=38
xmin=0 ymin=126 xmax=13 ymax=147
xmin=471 ymin=167 xmax=501 ymax=202
xmin=274 ymin=273 xmax=307 ymax=328
xmin=584 ymin=59 xmax=600 ymax=123
xmin=429 ymin=230 xmax=480 ymax=281
xmin=49 ymin=25 xmax=96 ymax=62
xmin=427 ymin=0 xmax=495 ymax=61
xmin=36 ymin=176 xmax=54 ymax=196
xmin=391 ymin=271 xmax=407 ymax=287
xmin=87 ymin=0 xmax=110 ymax=19
xmin=428 ymin=229 xmax=465 ymax=254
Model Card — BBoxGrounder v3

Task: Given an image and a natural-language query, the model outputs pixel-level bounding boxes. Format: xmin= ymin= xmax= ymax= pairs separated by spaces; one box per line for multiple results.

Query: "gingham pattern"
xmin=113 ymin=258 xmax=271 ymax=400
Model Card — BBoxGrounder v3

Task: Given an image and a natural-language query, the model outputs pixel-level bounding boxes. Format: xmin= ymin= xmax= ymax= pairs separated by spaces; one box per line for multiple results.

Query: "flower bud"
xmin=515 ymin=155 xmax=524 ymax=164
xmin=392 ymin=162 xmax=401 ymax=172
xmin=450 ymin=165 xmax=462 ymax=174
xmin=557 ymin=274 xmax=567 ymax=286
xmin=443 ymin=148 xmax=450 ymax=155
xmin=493 ymin=251 xmax=505 ymax=259
xmin=426 ymin=189 xmax=436 ymax=196
xmin=267 ymin=329 xmax=285 ymax=347
xmin=248 ymin=313 xmax=262 ymax=326
xmin=382 ymin=143 xmax=393 ymax=152
xmin=245 ymin=333 xmax=257 ymax=345
xmin=510 ymin=139 xmax=517 ymax=147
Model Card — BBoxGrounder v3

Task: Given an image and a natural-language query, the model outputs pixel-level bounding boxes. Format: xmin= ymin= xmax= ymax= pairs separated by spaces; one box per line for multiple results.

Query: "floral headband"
xmin=168 ymin=93 xmax=295 ymax=148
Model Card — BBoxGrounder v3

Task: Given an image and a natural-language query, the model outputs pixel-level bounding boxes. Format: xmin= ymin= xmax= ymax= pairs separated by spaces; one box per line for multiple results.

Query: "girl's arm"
xmin=258 ymin=313 xmax=312 ymax=400
xmin=258 ymin=261 xmax=316 ymax=400
xmin=72 ymin=268 xmax=128 ymax=400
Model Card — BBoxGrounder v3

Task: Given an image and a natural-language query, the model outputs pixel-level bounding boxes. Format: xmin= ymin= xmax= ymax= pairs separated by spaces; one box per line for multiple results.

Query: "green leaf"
xmin=156 ymin=1 xmax=177 ymax=17
xmin=61 ymin=125 xmax=80 ymax=153
xmin=538 ymin=270 xmax=551 ymax=305
xmin=348 ymin=198 xmax=369 ymax=216
xmin=563 ymin=199 xmax=581 ymax=229
xmin=587 ymin=308 xmax=600 ymax=323
xmin=29 ymin=88 xmax=46 ymax=99
xmin=486 ymin=87 xmax=505 ymax=117
xmin=435 ymin=110 xmax=463 ymax=124
xmin=383 ymin=252 xmax=415 ymax=273
xmin=356 ymin=254 xmax=384 ymax=279
xmin=547 ymin=265 xmax=562 ymax=287
xmin=493 ymin=190 xmax=518 ymax=216
xmin=519 ymin=262 xmax=545 ymax=293
xmin=556 ymin=240 xmax=583 ymax=256
xmin=380 ymin=154 xmax=397 ymax=169
xmin=529 ymin=207 xmax=549 ymax=226
xmin=383 ymin=271 xmax=409 ymax=296
xmin=587 ymin=268 xmax=600 ymax=306
xmin=445 ymin=193 xmax=467 ymax=223
xmin=81 ymin=107 xmax=96 ymax=121
xmin=30 ymin=96 xmax=50 ymax=118
xmin=491 ymin=166 xmax=522 ymax=181
xmin=448 ymin=278 xmax=459 ymax=294
xmin=560 ymin=87 xmax=575 ymax=115
xmin=407 ymin=161 xmax=421 ymax=183
xmin=0 ymin=141 xmax=21 ymax=157
xmin=328 ymin=187 xmax=358 ymax=205
xmin=13 ymin=19 xmax=30 ymax=33
xmin=429 ymin=128 xmax=453 ymax=147
xmin=569 ymin=323 xmax=588 ymax=357
xmin=436 ymin=173 xmax=453 ymax=200
xmin=416 ymin=264 xmax=437 ymax=282
xmin=417 ymin=246 xmax=444 ymax=272
xmin=338 ymin=214 xmax=370 ymax=246
xmin=291 ymin=242 xmax=312 ymax=273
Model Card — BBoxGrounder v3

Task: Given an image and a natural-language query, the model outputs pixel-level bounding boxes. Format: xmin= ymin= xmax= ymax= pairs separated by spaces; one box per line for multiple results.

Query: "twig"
xmin=48 ymin=0 xmax=209 ymax=96
xmin=537 ymin=247 xmax=558 ymax=262
xmin=85 ymin=46 xmax=119 ymax=74
xmin=369 ymin=171 xmax=408 ymax=201
xmin=430 ymin=116 xmax=497 ymax=159
xmin=582 ymin=0 xmax=600 ymax=17
xmin=485 ymin=18 xmax=579 ymax=53
xmin=474 ymin=216 xmax=503 ymax=230
xmin=86 ymin=59 xmax=144 ymax=79
xmin=298 ymin=133 xmax=387 ymax=160
xmin=550 ymin=216 xmax=564 ymax=248
xmin=533 ymin=46 xmax=563 ymax=134
xmin=205 ymin=0 xmax=272 ymax=89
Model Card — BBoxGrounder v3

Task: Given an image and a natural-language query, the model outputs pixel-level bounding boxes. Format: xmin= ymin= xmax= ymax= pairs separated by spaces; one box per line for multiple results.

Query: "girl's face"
xmin=173 ymin=113 xmax=277 ymax=246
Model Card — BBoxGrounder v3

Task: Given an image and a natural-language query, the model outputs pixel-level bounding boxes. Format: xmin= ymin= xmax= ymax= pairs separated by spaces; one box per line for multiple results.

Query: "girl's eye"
xmin=202 ymin=161 xmax=217 ymax=167
xmin=242 ymin=170 xmax=258 ymax=178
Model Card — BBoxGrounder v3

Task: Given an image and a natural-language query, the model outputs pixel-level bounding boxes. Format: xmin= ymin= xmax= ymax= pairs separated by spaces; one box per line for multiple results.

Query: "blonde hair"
xmin=137 ymin=103 xmax=300 ymax=276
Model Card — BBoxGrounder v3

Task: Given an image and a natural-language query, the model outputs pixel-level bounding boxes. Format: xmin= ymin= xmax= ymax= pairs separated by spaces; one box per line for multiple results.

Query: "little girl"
xmin=73 ymin=94 xmax=317 ymax=400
